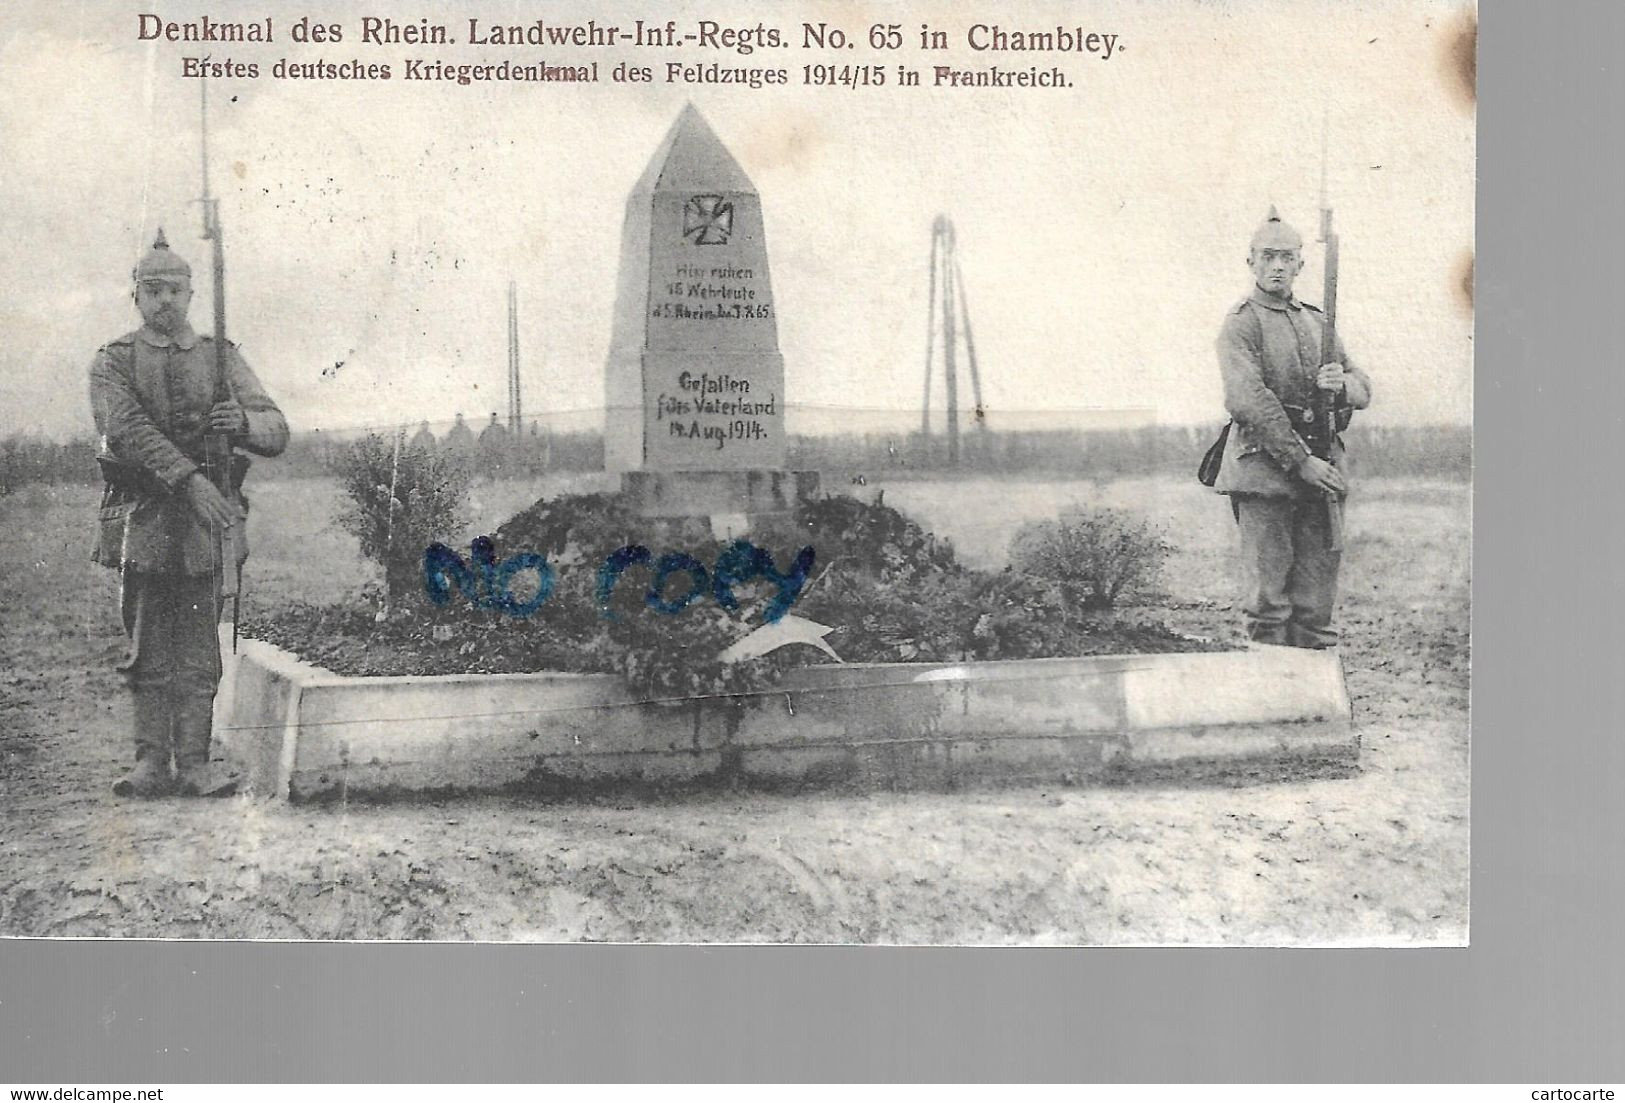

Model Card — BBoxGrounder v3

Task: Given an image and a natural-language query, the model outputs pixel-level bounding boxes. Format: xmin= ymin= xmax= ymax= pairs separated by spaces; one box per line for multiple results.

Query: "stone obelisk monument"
xmin=605 ymin=105 xmax=817 ymax=524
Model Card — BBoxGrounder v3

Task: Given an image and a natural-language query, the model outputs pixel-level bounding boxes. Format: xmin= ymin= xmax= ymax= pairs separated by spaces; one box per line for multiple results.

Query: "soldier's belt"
xmin=183 ymin=446 xmax=253 ymax=493
xmin=1281 ymin=403 xmax=1353 ymax=459
xmin=97 ymin=451 xmax=251 ymax=499
xmin=96 ymin=454 xmax=167 ymax=500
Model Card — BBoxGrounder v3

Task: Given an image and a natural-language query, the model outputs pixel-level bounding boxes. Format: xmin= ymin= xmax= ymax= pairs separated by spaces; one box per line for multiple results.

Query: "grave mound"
xmin=245 ymin=492 xmax=1221 ymax=697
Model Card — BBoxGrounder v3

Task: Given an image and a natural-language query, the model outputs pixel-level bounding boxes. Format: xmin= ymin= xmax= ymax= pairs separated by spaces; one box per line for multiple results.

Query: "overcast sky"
xmin=0 ymin=0 xmax=1473 ymax=441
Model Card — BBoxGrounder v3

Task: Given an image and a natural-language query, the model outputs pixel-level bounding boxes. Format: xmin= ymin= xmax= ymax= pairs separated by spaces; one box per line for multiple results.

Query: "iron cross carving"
xmin=683 ymin=194 xmax=734 ymax=245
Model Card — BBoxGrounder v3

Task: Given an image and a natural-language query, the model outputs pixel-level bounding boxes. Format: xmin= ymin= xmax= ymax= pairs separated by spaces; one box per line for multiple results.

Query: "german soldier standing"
xmin=1213 ymin=208 xmax=1372 ymax=648
xmin=89 ymin=231 xmax=288 ymax=797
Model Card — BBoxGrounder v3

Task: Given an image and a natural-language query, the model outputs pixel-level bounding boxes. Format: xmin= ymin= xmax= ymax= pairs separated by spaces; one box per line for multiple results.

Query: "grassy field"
xmin=0 ymin=474 xmax=1468 ymax=943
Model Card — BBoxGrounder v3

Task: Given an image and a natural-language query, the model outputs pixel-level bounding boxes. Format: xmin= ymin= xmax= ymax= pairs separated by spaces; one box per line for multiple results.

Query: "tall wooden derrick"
xmin=920 ymin=215 xmax=986 ymax=466
xmin=506 ymin=280 xmax=522 ymax=434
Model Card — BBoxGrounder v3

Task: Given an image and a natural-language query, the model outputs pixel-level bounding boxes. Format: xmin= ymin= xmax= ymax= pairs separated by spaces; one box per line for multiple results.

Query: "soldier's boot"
xmin=112 ymin=692 xmax=174 ymax=798
xmin=173 ymin=695 xmax=238 ymax=798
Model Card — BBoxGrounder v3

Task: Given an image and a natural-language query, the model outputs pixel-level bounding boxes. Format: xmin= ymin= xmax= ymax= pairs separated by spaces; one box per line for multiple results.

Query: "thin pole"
xmin=953 ymin=252 xmax=985 ymax=431
xmin=942 ymin=224 xmax=959 ymax=467
xmin=920 ymin=222 xmax=940 ymax=439
xmin=507 ymin=281 xmax=521 ymax=434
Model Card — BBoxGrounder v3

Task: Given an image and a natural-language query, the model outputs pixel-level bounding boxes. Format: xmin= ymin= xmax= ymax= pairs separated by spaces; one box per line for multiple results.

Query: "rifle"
xmin=199 ymin=78 xmax=243 ymax=651
xmin=1316 ymin=112 xmax=1345 ymax=552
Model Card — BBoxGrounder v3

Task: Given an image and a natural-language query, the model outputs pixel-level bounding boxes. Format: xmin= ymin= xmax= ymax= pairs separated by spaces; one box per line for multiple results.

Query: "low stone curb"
xmin=213 ymin=629 xmax=1357 ymax=801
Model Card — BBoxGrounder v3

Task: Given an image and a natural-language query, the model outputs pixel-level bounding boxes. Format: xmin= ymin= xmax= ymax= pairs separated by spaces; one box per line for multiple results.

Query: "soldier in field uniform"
xmin=1213 ymin=209 xmax=1372 ymax=648
xmin=89 ymin=231 xmax=288 ymax=797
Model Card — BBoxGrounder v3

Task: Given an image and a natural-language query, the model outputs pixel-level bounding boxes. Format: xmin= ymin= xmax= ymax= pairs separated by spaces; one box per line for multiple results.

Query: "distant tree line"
xmin=0 ymin=435 xmax=100 ymax=494
xmin=796 ymin=423 xmax=1473 ymax=482
xmin=272 ymin=416 xmax=609 ymax=480
xmin=1 ymin=421 xmax=1470 ymax=495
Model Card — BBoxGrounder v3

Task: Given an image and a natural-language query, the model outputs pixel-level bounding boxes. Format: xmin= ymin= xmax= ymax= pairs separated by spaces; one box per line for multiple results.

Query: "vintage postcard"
xmin=0 ymin=0 xmax=1473 ymax=943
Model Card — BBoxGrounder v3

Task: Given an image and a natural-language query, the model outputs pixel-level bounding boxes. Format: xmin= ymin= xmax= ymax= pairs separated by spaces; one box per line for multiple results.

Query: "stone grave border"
xmin=213 ymin=630 xmax=1357 ymax=800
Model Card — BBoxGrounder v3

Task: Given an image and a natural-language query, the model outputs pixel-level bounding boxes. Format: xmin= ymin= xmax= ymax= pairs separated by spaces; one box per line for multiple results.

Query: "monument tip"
xmin=641 ymin=103 xmax=754 ymax=194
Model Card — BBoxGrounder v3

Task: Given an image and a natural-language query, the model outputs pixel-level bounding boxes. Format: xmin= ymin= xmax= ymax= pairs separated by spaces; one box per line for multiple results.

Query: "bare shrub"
xmin=1009 ymin=506 xmax=1170 ymax=610
xmin=334 ymin=432 xmax=470 ymax=601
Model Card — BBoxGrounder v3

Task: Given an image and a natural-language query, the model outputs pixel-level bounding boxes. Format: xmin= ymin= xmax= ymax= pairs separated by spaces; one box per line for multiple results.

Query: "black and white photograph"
xmin=0 ymin=0 xmax=1474 ymax=944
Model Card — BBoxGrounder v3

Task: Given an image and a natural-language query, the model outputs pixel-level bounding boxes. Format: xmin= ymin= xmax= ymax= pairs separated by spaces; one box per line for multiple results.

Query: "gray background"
xmin=3 ymin=0 xmax=1622 ymax=1082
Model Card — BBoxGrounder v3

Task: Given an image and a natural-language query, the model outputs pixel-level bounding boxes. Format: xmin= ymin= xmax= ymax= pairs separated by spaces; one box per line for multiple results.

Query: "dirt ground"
xmin=0 ymin=474 xmax=1469 ymax=943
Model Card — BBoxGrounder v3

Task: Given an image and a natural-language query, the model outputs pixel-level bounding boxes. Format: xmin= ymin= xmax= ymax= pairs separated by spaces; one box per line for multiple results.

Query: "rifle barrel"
xmin=199 ymin=77 xmax=240 ymax=599
xmin=1321 ymin=232 xmax=1339 ymax=360
xmin=1317 ymin=104 xmax=1345 ymax=551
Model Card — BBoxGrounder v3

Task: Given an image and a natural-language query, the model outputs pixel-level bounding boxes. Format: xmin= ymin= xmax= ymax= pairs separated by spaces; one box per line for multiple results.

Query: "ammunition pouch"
xmin=96 ymin=454 xmax=167 ymax=503
xmin=97 ymin=450 xmax=251 ymax=502
xmin=1281 ymin=403 xmax=1354 ymax=460
xmin=200 ymin=451 xmax=252 ymax=514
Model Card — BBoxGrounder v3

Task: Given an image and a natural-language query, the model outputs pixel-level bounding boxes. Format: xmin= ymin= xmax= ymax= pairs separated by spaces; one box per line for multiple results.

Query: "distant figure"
xmin=409 ymin=420 xmax=436 ymax=451
xmin=89 ymin=230 xmax=288 ymax=797
xmin=850 ymin=474 xmax=867 ymax=486
xmin=444 ymin=412 xmax=475 ymax=453
xmin=529 ymin=418 xmax=553 ymax=473
xmin=478 ymin=411 xmax=508 ymax=445
xmin=1210 ymin=208 xmax=1372 ymax=648
xmin=478 ymin=412 xmax=509 ymax=473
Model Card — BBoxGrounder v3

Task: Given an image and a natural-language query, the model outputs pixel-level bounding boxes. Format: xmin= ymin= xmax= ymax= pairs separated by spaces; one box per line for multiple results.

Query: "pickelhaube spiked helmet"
xmin=132 ymin=228 xmax=192 ymax=283
xmin=1249 ymin=205 xmax=1303 ymax=251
